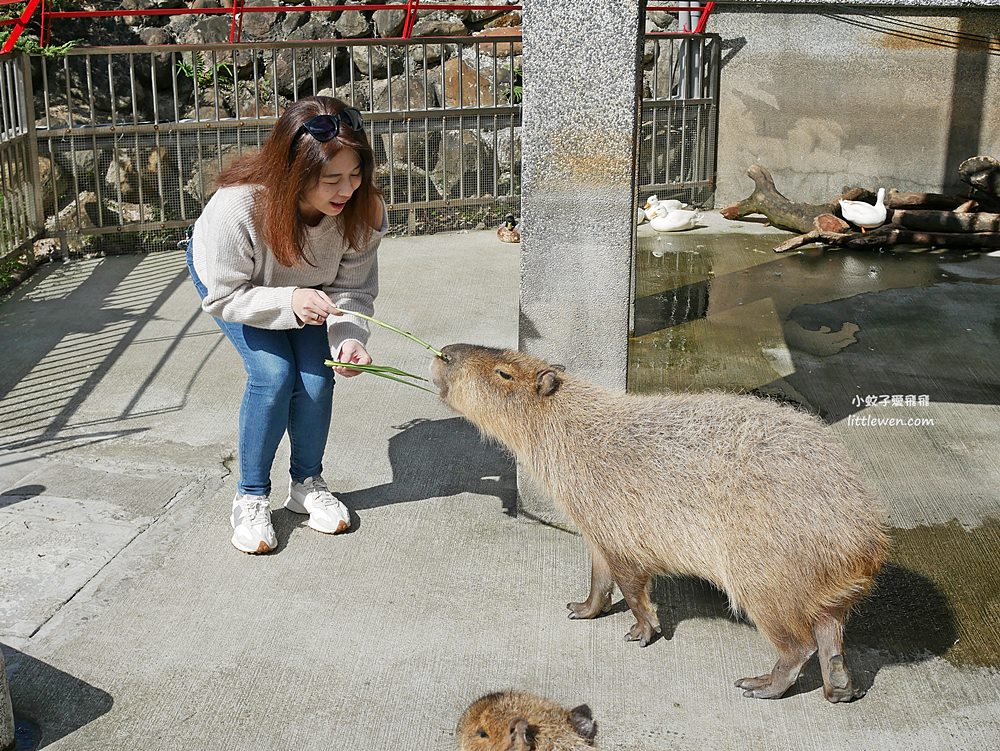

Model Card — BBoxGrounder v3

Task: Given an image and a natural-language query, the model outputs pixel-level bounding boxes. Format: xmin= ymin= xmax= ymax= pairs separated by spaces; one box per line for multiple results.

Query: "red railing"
xmin=2 ymin=1 xmax=713 ymax=54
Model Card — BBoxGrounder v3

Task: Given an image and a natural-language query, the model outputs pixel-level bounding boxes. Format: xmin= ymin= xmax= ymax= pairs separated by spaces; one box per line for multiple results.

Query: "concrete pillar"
xmin=1 ymin=649 xmax=13 ymax=751
xmin=518 ymin=1 xmax=643 ymax=523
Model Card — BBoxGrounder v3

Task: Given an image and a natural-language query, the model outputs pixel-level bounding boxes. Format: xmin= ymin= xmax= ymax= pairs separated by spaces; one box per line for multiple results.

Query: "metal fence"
xmin=639 ymin=33 xmax=719 ymax=207
xmin=0 ymin=51 xmax=41 ymax=272
xmin=0 ymin=33 xmax=718 ymax=259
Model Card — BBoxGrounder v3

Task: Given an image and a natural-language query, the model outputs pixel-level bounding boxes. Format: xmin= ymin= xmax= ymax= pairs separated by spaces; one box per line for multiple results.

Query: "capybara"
xmin=431 ymin=344 xmax=889 ymax=702
xmin=457 ymin=691 xmax=597 ymax=750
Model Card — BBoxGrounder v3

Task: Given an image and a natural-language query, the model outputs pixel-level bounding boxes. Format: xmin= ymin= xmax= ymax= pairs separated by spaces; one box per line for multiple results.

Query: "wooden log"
xmin=774 ymin=226 xmax=1000 ymax=253
xmin=959 ymin=155 xmax=1000 ymax=198
xmin=887 ymin=189 xmax=975 ymax=210
xmin=843 ymin=187 xmax=973 ymax=210
xmin=721 ymin=164 xmax=852 ymax=234
xmin=890 ymin=209 xmax=1000 ymax=233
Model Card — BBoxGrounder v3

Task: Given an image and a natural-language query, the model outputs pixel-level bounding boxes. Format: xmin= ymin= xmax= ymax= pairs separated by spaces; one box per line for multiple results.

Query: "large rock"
xmin=647 ymin=11 xmax=678 ymax=29
xmin=177 ymin=15 xmax=231 ymax=45
xmin=105 ymin=149 xmax=136 ymax=198
xmin=336 ymin=9 xmax=371 ymax=38
xmin=430 ymin=128 xmax=489 ymax=198
xmin=184 ymin=145 xmax=246 ymax=204
xmin=137 ymin=25 xmax=177 ymax=71
xmin=45 ymin=191 xmax=99 ymax=254
xmin=119 ymin=0 xmax=147 ymax=27
xmin=240 ymin=0 xmax=279 ymax=40
xmin=483 ymin=10 xmax=522 ymax=29
xmin=37 ymin=155 xmax=65 ymax=214
xmin=373 ymin=9 xmax=406 ymax=37
xmin=317 ymin=83 xmax=371 ymax=111
xmin=411 ymin=11 xmax=467 ymax=37
xmin=452 ymin=0 xmax=518 ymax=24
xmin=272 ymin=24 xmax=344 ymax=98
xmin=371 ymin=76 xmax=439 ymax=166
xmin=473 ymin=26 xmax=522 ymax=55
xmin=434 ymin=57 xmax=495 ymax=109
xmin=351 ymin=44 xmax=405 ymax=78
xmin=408 ymin=41 xmax=460 ymax=70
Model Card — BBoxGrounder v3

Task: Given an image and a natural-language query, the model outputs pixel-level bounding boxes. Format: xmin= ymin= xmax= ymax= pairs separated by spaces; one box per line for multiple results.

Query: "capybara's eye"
xmin=477 ymin=728 xmax=488 ymax=738
xmin=495 ymin=369 xmax=513 ymax=380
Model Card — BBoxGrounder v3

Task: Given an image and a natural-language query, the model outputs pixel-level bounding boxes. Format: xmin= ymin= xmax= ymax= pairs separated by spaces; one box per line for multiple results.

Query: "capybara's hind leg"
xmin=567 ymin=544 xmax=615 ymax=620
xmin=814 ymin=611 xmax=865 ymax=702
xmin=737 ymin=640 xmax=816 ymax=699
xmin=613 ymin=566 xmax=661 ymax=647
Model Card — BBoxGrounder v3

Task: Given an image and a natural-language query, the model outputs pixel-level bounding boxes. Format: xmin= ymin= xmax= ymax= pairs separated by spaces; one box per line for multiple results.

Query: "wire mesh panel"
xmin=0 ymin=51 xmax=41 ymax=271
xmin=30 ymin=36 xmax=523 ymax=256
xmin=637 ymin=34 xmax=719 ymax=207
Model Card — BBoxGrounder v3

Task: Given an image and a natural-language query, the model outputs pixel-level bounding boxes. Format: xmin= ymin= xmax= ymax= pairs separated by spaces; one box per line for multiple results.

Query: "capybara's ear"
xmin=569 ymin=704 xmax=597 ymax=739
xmin=508 ymin=718 xmax=531 ymax=750
xmin=551 ymin=363 xmax=566 ymax=372
xmin=536 ymin=369 xmax=561 ymax=397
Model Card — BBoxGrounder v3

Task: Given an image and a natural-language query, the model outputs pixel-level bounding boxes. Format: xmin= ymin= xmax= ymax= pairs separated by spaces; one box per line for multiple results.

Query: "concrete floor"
xmin=1 ymin=220 xmax=998 ymax=750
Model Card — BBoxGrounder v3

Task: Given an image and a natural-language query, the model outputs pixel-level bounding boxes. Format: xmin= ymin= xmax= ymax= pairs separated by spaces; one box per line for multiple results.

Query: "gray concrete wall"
xmin=713 ymin=3 xmax=1000 ymax=204
xmin=517 ymin=0 xmax=642 ymax=523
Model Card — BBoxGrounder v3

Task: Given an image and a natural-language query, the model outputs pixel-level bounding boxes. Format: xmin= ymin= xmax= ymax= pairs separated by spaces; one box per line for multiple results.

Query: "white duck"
xmin=656 ymin=199 xmax=689 ymax=212
xmin=839 ymin=188 xmax=887 ymax=232
xmin=642 ymin=194 xmax=660 ymax=222
xmin=650 ymin=209 xmax=702 ymax=232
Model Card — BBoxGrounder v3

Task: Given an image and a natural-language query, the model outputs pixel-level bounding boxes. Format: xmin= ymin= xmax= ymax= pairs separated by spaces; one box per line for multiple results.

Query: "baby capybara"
xmin=432 ymin=344 xmax=889 ymax=702
xmin=457 ymin=691 xmax=597 ymax=750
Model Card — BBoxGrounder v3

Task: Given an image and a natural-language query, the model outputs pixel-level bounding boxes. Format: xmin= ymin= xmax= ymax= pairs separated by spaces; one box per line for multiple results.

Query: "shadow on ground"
xmin=2 ymin=644 xmax=113 ymax=748
xmin=637 ymin=556 xmax=957 ymax=699
xmin=338 ymin=417 xmax=517 ymax=514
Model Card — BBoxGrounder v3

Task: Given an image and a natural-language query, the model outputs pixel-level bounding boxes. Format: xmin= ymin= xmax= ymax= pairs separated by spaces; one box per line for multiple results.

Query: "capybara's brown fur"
xmin=457 ymin=691 xmax=597 ymax=751
xmin=432 ymin=344 xmax=889 ymax=702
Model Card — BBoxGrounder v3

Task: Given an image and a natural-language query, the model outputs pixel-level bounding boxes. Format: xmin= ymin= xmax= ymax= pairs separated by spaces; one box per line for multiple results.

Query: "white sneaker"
xmin=230 ymin=494 xmax=277 ymax=554
xmin=284 ymin=476 xmax=351 ymax=534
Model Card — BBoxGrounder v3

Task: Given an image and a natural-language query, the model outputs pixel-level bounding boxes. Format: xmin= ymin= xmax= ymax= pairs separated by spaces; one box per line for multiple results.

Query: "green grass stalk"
xmin=339 ymin=310 xmax=443 ymax=358
xmin=324 ymin=360 xmax=439 ymax=395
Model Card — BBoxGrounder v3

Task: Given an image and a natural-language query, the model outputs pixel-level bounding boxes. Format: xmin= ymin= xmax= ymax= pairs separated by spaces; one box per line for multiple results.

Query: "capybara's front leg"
xmin=613 ymin=567 xmax=661 ymax=647
xmin=567 ymin=544 xmax=614 ymax=620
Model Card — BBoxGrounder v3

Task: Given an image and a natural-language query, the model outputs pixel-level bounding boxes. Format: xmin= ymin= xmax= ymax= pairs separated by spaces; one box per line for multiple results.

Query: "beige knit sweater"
xmin=191 ymin=184 xmax=388 ymax=357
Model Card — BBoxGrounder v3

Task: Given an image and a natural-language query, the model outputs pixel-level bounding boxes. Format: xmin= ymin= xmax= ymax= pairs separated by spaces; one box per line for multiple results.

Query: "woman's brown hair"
xmin=215 ymin=96 xmax=382 ymax=266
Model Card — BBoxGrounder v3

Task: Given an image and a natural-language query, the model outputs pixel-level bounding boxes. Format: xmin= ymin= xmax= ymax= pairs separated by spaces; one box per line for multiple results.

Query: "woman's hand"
xmin=293 ymin=288 xmax=341 ymax=326
xmin=334 ymin=340 xmax=373 ymax=377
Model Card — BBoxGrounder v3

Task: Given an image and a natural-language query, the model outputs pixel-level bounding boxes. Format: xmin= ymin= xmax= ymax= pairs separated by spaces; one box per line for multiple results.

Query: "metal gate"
xmin=0 ymin=50 xmax=41 ymax=278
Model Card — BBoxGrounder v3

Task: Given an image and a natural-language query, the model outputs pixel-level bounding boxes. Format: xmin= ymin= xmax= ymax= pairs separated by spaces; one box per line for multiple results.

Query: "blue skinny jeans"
xmin=186 ymin=244 xmax=335 ymax=497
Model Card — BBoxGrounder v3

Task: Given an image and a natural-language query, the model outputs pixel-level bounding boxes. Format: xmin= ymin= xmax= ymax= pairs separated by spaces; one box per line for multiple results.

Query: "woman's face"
xmin=299 ymin=146 xmax=363 ymax=225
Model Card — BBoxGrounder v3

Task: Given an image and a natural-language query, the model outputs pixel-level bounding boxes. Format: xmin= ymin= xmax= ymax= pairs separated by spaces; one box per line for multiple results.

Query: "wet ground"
xmin=631 ymin=216 xmax=1000 ymax=673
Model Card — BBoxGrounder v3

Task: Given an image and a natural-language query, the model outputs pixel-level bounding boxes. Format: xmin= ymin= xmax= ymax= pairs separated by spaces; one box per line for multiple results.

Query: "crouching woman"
xmin=187 ymin=96 xmax=387 ymax=554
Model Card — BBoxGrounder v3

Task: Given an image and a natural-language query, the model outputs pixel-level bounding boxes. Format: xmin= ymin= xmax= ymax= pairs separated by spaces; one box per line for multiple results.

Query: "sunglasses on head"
xmin=289 ymin=108 xmax=365 ymax=162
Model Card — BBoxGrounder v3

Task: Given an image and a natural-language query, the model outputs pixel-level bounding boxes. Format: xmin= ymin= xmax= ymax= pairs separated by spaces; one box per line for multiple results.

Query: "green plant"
xmin=176 ymin=51 xmax=234 ymax=87
xmin=503 ymin=66 xmax=523 ymax=104
xmin=12 ymin=36 xmax=80 ymax=58
xmin=0 ymin=254 xmax=33 ymax=294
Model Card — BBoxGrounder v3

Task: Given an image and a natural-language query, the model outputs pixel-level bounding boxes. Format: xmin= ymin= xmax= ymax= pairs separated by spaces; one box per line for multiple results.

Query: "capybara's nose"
xmin=439 ymin=343 xmax=477 ymax=363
